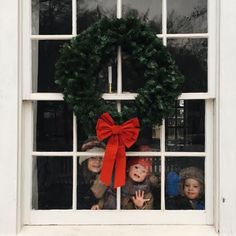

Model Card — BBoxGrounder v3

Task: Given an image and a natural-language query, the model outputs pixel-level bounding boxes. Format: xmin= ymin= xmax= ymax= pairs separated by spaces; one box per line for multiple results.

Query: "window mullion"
xmin=160 ymin=119 xmax=166 ymax=211
xmin=116 ymin=0 xmax=122 ymax=211
xmin=162 ymin=0 xmax=167 ymax=45
xmin=205 ymin=100 xmax=214 ymax=224
xmin=72 ymin=0 xmax=77 ymax=36
xmin=72 ymin=114 xmax=77 ymax=210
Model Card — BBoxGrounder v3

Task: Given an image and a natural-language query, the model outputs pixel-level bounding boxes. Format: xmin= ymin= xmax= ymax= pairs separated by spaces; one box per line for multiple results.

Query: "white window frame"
xmin=21 ymin=0 xmax=218 ymax=226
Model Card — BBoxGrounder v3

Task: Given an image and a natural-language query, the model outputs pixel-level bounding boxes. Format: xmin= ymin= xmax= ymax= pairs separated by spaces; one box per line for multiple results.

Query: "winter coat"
xmin=166 ymin=195 xmax=205 ymax=210
xmin=99 ymin=177 xmax=153 ymax=210
xmin=77 ymin=161 xmax=107 ymax=209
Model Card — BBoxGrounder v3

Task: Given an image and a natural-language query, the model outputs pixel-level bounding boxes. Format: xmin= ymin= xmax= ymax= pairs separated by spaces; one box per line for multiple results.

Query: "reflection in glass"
xmin=165 ymin=157 xmax=205 ymax=210
xmin=33 ymin=157 xmax=72 ymax=209
xmin=121 ymin=101 xmax=161 ymax=151
xmin=32 ymin=40 xmax=68 ymax=92
xmin=34 ymin=102 xmax=73 ymax=151
xmin=122 ymin=51 xmax=145 ymax=93
xmin=32 ymin=0 xmax=72 ymax=35
xmin=99 ymin=63 xmax=118 ymax=93
xmin=123 ymin=0 xmax=162 ymax=33
xmin=165 ymin=100 xmax=205 ymax=152
xmin=77 ymin=0 xmax=116 ymax=33
xmin=118 ymin=156 xmax=160 ymax=210
xmin=167 ymin=0 xmax=207 ymax=33
xmin=167 ymin=38 xmax=207 ymax=92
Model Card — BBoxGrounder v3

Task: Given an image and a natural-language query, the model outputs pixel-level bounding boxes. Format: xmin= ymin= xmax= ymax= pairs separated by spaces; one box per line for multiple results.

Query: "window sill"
xmin=19 ymin=225 xmax=218 ymax=236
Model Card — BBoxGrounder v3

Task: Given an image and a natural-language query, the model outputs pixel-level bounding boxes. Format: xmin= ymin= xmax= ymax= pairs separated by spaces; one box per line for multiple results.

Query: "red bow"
xmin=96 ymin=112 xmax=140 ymax=188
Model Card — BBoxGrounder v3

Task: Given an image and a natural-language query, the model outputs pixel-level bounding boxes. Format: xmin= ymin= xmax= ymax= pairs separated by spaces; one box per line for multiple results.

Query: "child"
xmin=166 ymin=166 xmax=205 ymax=210
xmin=77 ymin=137 xmax=107 ymax=209
xmin=121 ymin=156 xmax=154 ymax=209
xmin=96 ymin=146 xmax=154 ymax=210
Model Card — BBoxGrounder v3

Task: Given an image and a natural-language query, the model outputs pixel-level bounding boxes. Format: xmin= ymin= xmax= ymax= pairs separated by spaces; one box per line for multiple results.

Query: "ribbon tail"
xmin=114 ymin=145 xmax=126 ymax=188
xmin=100 ymin=138 xmax=118 ymax=186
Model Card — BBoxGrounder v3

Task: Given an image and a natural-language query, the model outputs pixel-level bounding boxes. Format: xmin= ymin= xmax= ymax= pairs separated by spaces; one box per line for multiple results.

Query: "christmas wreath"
xmin=55 ymin=17 xmax=184 ymax=136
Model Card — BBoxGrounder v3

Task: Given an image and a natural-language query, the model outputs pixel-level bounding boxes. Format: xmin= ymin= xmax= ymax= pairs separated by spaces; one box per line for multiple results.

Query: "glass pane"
xmin=121 ymin=101 xmax=161 ymax=151
xmin=167 ymin=38 xmax=207 ymax=92
xmin=77 ymin=0 xmax=116 ymax=34
xmin=122 ymin=51 xmax=145 ymax=93
xmin=32 ymin=40 xmax=68 ymax=93
xmin=32 ymin=0 xmax=72 ymax=35
xmin=120 ymin=156 xmax=160 ymax=210
xmin=165 ymin=100 xmax=205 ymax=152
xmin=77 ymin=101 xmax=118 ymax=150
xmin=33 ymin=157 xmax=72 ymax=209
xmin=122 ymin=0 xmax=162 ymax=34
xmin=77 ymin=137 xmax=106 ymax=209
xmin=165 ymin=157 xmax=205 ymax=210
xmin=167 ymin=0 xmax=207 ymax=34
xmin=34 ymin=101 xmax=73 ymax=151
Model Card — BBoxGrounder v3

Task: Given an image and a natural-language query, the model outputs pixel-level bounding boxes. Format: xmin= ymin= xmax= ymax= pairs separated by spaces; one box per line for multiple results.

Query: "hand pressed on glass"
xmin=132 ymin=190 xmax=151 ymax=209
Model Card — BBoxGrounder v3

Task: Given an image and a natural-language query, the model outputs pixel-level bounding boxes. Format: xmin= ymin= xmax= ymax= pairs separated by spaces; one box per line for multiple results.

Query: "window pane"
xmin=120 ymin=156 xmax=160 ymax=210
xmin=167 ymin=38 xmax=207 ymax=92
xmin=32 ymin=40 xmax=68 ymax=93
xmin=165 ymin=157 xmax=205 ymax=210
xmin=77 ymin=0 xmax=116 ymax=34
xmin=32 ymin=0 xmax=72 ymax=35
xmin=121 ymin=101 xmax=161 ymax=151
xmin=167 ymin=0 xmax=207 ymax=34
xmin=33 ymin=157 xmax=73 ymax=209
xmin=34 ymin=101 xmax=73 ymax=151
xmin=77 ymin=101 xmax=118 ymax=150
xmin=122 ymin=51 xmax=145 ymax=93
xmin=165 ymin=100 xmax=205 ymax=152
xmin=77 ymin=142 xmax=106 ymax=209
xmin=122 ymin=0 xmax=162 ymax=34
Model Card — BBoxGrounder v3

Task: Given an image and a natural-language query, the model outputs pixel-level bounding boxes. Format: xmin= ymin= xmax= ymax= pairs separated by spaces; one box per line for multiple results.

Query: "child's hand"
xmin=132 ymin=190 xmax=150 ymax=209
xmin=91 ymin=204 xmax=100 ymax=210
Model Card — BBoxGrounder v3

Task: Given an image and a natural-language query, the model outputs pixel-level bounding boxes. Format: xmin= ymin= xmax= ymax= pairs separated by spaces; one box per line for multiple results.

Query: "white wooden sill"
xmin=19 ymin=225 xmax=218 ymax=236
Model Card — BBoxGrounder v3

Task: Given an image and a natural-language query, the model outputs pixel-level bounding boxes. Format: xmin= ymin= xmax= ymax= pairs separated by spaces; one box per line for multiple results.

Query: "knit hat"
xmin=79 ymin=137 xmax=105 ymax=165
xmin=179 ymin=166 xmax=204 ymax=184
xmin=127 ymin=157 xmax=152 ymax=171
xmin=179 ymin=166 xmax=204 ymax=196
xmin=127 ymin=144 xmax=152 ymax=171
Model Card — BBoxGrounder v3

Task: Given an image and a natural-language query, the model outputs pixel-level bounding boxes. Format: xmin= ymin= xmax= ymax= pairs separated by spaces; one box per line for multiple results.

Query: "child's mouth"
xmin=134 ymin=174 xmax=140 ymax=178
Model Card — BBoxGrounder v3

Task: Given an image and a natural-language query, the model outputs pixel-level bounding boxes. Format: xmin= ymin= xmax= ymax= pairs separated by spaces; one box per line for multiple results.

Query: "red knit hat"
xmin=127 ymin=157 xmax=152 ymax=171
xmin=127 ymin=144 xmax=152 ymax=170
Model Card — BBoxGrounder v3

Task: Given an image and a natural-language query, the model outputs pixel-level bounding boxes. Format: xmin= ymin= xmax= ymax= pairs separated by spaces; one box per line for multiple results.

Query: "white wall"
xmin=0 ymin=0 xmax=19 ymax=235
xmin=219 ymin=0 xmax=236 ymax=235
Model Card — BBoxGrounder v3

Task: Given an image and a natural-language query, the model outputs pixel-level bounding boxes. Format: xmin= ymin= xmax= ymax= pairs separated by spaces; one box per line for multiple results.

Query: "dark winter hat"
xmin=79 ymin=137 xmax=105 ymax=165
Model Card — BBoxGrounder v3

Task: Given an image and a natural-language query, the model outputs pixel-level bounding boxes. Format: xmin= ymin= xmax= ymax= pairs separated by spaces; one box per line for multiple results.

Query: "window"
xmin=22 ymin=0 xmax=216 ymax=225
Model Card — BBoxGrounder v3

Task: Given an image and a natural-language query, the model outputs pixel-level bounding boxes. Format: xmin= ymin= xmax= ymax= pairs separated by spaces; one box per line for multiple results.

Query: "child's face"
xmin=128 ymin=164 xmax=148 ymax=182
xmin=87 ymin=156 xmax=103 ymax=173
xmin=183 ymin=178 xmax=201 ymax=200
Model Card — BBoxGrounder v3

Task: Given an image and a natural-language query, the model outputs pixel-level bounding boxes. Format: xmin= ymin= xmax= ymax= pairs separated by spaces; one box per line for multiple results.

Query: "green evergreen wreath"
xmin=55 ymin=17 xmax=184 ymax=135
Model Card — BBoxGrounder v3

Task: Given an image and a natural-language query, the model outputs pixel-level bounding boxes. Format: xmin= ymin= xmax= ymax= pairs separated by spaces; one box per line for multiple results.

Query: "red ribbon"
xmin=96 ymin=112 xmax=140 ymax=188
